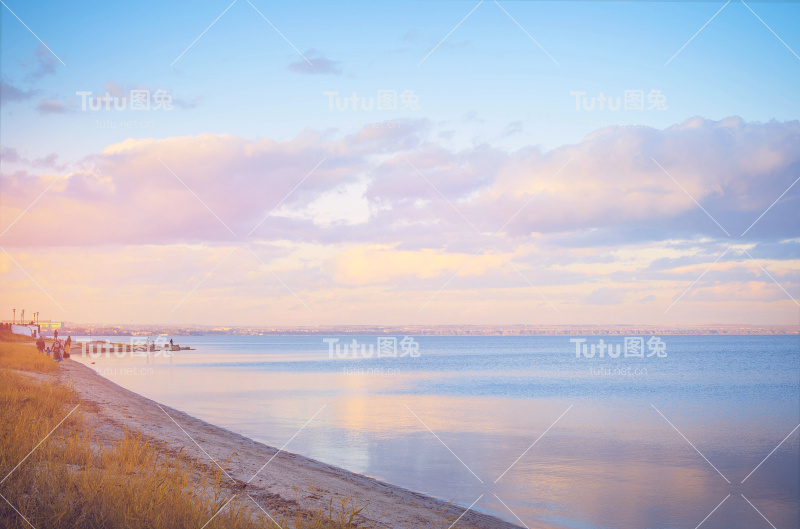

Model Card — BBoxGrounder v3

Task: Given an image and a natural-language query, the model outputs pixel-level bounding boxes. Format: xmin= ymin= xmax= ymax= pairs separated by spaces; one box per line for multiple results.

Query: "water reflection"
xmin=72 ymin=336 xmax=799 ymax=528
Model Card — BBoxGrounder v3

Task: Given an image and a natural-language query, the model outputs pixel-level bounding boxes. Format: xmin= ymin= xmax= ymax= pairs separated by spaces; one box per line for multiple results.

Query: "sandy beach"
xmin=51 ymin=360 xmax=519 ymax=529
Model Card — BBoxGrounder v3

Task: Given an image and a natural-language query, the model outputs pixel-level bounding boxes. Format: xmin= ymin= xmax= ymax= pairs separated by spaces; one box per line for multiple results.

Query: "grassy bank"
xmin=0 ymin=341 xmax=59 ymax=373
xmin=0 ymin=330 xmax=36 ymax=343
xmin=0 ymin=341 xmax=267 ymax=529
xmin=0 ymin=342 xmax=397 ymax=529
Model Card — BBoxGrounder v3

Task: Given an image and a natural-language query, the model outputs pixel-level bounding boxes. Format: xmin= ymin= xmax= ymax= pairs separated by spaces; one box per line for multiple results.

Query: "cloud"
xmin=331 ymin=245 xmax=513 ymax=285
xmin=25 ymin=45 xmax=58 ymax=81
xmin=2 ymin=117 xmax=798 ymax=258
xmin=463 ymin=111 xmax=484 ymax=124
xmin=3 ymin=114 xmax=798 ymax=324
xmin=288 ymin=51 xmax=342 ymax=75
xmin=0 ymin=129 xmax=371 ymax=246
xmin=1 ymin=46 xmax=61 ymax=108
xmin=501 ymin=120 xmax=523 ymax=137
xmin=37 ymin=99 xmax=68 ymax=114
xmin=584 ymin=287 xmax=625 ymax=305
xmin=0 ymin=80 xmax=37 ymax=104
xmin=0 ymin=147 xmax=61 ymax=168
xmin=1 ymin=147 xmax=22 ymax=162
xmin=365 ymin=116 xmax=800 ymax=250
xmin=173 ymin=95 xmax=203 ymax=109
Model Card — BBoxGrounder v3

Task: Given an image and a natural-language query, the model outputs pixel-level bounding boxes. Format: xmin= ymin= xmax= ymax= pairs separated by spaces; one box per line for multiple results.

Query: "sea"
xmin=70 ymin=334 xmax=799 ymax=529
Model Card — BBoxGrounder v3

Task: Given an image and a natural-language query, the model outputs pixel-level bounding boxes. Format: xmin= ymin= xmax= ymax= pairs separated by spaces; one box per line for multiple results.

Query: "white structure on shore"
xmin=7 ymin=324 xmax=39 ymax=337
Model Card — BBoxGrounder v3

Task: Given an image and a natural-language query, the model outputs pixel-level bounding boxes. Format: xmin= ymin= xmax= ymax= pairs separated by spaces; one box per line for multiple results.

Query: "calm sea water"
xmin=71 ymin=335 xmax=799 ymax=529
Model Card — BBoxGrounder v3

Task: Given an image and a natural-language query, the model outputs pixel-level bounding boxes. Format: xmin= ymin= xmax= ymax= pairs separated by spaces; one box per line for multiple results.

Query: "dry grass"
xmin=0 ymin=330 xmax=36 ymax=343
xmin=0 ymin=341 xmax=59 ymax=373
xmin=0 ymin=344 xmax=429 ymax=529
xmin=0 ymin=367 xmax=270 ymax=529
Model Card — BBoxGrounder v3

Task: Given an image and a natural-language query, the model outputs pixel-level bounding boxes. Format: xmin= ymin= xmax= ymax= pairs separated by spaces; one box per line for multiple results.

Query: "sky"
xmin=1 ymin=0 xmax=799 ymax=326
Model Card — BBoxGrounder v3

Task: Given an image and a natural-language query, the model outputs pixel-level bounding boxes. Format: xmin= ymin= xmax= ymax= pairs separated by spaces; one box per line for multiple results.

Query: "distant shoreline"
xmin=55 ymin=324 xmax=798 ymax=337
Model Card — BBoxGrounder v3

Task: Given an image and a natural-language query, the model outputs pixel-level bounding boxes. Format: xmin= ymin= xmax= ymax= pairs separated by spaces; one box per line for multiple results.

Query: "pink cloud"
xmin=1 ymin=117 xmax=798 ymax=252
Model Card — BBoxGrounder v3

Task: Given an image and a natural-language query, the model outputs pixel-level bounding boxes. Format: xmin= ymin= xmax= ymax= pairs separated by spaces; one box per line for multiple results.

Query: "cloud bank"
xmin=2 ymin=117 xmax=797 ymax=324
xmin=2 ymin=116 xmax=797 ymax=248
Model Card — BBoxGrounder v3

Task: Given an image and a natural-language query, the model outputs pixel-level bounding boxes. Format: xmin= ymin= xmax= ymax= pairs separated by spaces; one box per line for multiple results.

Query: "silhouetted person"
xmin=52 ymin=337 xmax=63 ymax=361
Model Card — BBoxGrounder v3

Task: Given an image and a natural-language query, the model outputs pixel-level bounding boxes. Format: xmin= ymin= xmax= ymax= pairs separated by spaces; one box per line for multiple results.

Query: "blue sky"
xmin=3 ymin=0 xmax=799 ymax=160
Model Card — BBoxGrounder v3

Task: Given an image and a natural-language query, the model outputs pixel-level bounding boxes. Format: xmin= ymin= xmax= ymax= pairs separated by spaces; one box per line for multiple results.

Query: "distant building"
xmin=1 ymin=320 xmax=60 ymax=338
xmin=1 ymin=320 xmax=61 ymax=329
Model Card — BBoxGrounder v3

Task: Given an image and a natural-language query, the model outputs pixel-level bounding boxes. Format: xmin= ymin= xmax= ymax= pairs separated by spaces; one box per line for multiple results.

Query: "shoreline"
xmin=53 ymin=324 xmax=799 ymax=337
xmin=57 ymin=360 xmax=521 ymax=529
